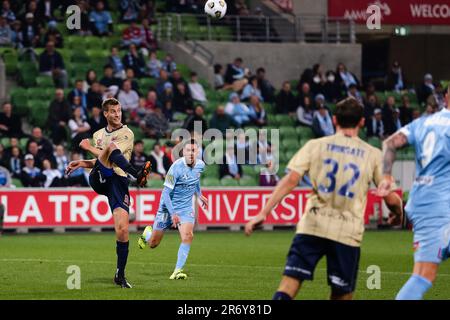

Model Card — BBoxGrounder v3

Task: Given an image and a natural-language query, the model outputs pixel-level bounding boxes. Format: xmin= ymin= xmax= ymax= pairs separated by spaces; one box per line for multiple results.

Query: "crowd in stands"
xmin=0 ymin=2 xmax=448 ymax=189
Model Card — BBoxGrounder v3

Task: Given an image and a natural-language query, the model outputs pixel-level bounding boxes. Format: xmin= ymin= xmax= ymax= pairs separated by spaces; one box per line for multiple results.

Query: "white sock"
xmin=144 ymin=228 xmax=152 ymax=242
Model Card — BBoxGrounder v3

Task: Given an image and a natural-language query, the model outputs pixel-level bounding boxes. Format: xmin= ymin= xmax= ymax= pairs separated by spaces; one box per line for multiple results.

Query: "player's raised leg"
xmin=170 ymin=221 xmax=195 ymax=280
xmin=113 ymin=207 xmax=132 ymax=288
xmin=138 ymin=225 xmax=165 ymax=249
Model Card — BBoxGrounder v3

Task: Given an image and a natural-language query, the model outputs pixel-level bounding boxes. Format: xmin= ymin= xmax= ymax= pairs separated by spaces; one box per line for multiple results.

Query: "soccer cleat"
xmin=136 ymin=161 xmax=152 ymax=187
xmin=138 ymin=226 xmax=153 ymax=249
xmin=114 ymin=273 xmax=133 ymax=288
xmin=169 ymin=269 xmax=188 ymax=280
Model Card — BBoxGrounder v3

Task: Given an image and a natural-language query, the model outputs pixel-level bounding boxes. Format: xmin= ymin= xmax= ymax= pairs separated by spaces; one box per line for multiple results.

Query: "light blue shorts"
xmin=412 ymin=221 xmax=450 ymax=264
xmin=152 ymin=210 xmax=196 ymax=231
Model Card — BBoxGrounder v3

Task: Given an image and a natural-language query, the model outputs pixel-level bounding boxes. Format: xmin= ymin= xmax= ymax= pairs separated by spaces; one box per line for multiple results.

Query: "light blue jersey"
xmin=154 ymin=158 xmax=205 ymax=230
xmin=400 ymin=109 xmax=450 ymax=220
xmin=399 ymin=109 xmax=450 ymax=263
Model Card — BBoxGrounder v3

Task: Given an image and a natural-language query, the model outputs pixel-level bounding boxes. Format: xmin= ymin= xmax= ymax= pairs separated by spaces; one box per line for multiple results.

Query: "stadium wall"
xmin=163 ymin=41 xmax=362 ymax=88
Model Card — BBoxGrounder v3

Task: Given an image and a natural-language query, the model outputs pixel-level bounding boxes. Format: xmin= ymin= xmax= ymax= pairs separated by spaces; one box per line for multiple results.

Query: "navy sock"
xmin=109 ymin=149 xmax=138 ymax=177
xmin=116 ymin=241 xmax=129 ymax=278
xmin=273 ymin=291 xmax=292 ymax=300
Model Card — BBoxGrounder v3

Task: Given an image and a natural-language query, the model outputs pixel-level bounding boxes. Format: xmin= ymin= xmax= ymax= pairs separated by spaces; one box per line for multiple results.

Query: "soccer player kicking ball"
xmin=377 ymin=86 xmax=450 ymax=300
xmin=66 ymin=98 xmax=152 ymax=288
xmin=246 ymin=97 xmax=403 ymax=300
xmin=138 ymin=139 xmax=208 ymax=280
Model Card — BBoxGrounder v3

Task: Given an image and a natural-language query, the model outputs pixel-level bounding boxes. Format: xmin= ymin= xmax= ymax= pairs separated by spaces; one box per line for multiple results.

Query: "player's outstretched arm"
xmin=377 ymin=132 xmax=408 ymax=197
xmin=245 ymin=170 xmax=302 ymax=236
xmin=79 ymin=139 xmax=102 ymax=158
xmin=65 ymin=159 xmax=96 ymax=176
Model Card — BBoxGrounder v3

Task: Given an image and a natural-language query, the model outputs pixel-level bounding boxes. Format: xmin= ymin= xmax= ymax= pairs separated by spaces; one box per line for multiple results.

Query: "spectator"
xmin=70 ymin=0 xmax=91 ymax=36
xmin=312 ymin=104 xmax=334 ymax=138
xmin=161 ymin=53 xmax=176 ymax=75
xmin=54 ymin=144 xmax=69 ymax=176
xmin=3 ymin=136 xmax=19 ymax=159
xmin=225 ymin=93 xmax=251 ymax=127
xmin=7 ymin=146 xmax=22 ymax=178
xmin=0 ymin=165 xmax=11 ymax=187
xmin=83 ymin=69 xmax=98 ymax=92
xmin=0 ymin=102 xmax=23 ymax=138
xmin=120 ymin=0 xmax=141 ymax=22
xmin=220 ymin=145 xmax=242 ymax=180
xmin=241 ymin=76 xmax=263 ymax=102
xmin=88 ymin=105 xmax=107 ymax=134
xmin=122 ymin=20 xmax=142 ymax=48
xmin=366 ymin=108 xmax=384 ymax=139
xmin=139 ymin=0 xmax=156 ymax=23
xmin=347 ymin=83 xmax=363 ymax=105
xmin=48 ymin=89 xmax=71 ymax=144
xmin=108 ymin=47 xmax=126 ymax=79
xmin=311 ymin=63 xmax=327 ymax=96
xmin=42 ymin=159 xmax=63 ymax=187
xmin=125 ymin=68 xmax=140 ymax=93
xmin=1 ymin=0 xmax=15 ymax=23
xmin=256 ymin=67 xmax=275 ymax=103
xmin=20 ymin=154 xmax=46 ymax=187
xmin=100 ymin=64 xmax=123 ymax=89
xmin=118 ymin=79 xmax=140 ymax=115
xmin=10 ymin=20 xmax=23 ymax=49
xmin=28 ymin=127 xmax=55 ymax=162
xmin=296 ymin=96 xmax=315 ymax=127
xmin=86 ymin=81 xmax=104 ymax=111
xmin=188 ymin=72 xmax=207 ymax=104
xmin=140 ymin=108 xmax=170 ymax=138
xmin=323 ymin=71 xmax=342 ymax=103
xmin=393 ymin=108 xmax=402 ymax=131
xmin=70 ymin=95 xmax=87 ymax=121
xmin=89 ymin=1 xmax=113 ymax=36
xmin=140 ymin=18 xmax=157 ymax=51
xmin=431 ymin=83 xmax=446 ymax=111
xmin=297 ymin=82 xmax=312 ymax=106
xmin=130 ymin=140 xmax=148 ymax=169
xmin=128 ymin=98 xmax=147 ymax=126
xmin=412 ymin=108 xmax=421 ymax=120
xmin=26 ymin=141 xmax=45 ymax=169
xmin=21 ymin=12 xmax=40 ymax=48
xmin=224 ymin=57 xmax=248 ymax=91
xmin=170 ymin=69 xmax=188 ymax=93
xmin=298 ymin=68 xmax=313 ymax=88
xmin=173 ymin=82 xmax=193 ymax=114
xmin=363 ymin=94 xmax=380 ymax=121
xmin=214 ymin=64 xmax=227 ymax=90
xmin=259 ymin=157 xmax=279 ymax=187
xmin=0 ymin=16 xmax=12 ymax=46
xmin=336 ymin=62 xmax=359 ymax=90
xmin=155 ymin=69 xmax=169 ymax=96
xmin=248 ymin=95 xmax=267 ymax=127
xmin=43 ymin=20 xmax=63 ymax=48
xmin=147 ymin=50 xmax=162 ymax=78
xmin=144 ymin=89 xmax=160 ymax=110
xmin=235 ymin=132 xmax=250 ymax=164
xmin=209 ymin=105 xmax=237 ymax=136
xmin=159 ymin=82 xmax=174 ymax=121
xmin=314 ymin=94 xmax=327 ymax=110
xmin=399 ymin=95 xmax=413 ymax=126
xmin=182 ymin=105 xmax=208 ymax=134
xmin=36 ymin=0 xmax=57 ymax=22
xmin=148 ymin=142 xmax=171 ymax=178
xmin=68 ymin=79 xmax=88 ymax=111
xmin=65 ymin=152 xmax=89 ymax=187
xmin=382 ymin=96 xmax=397 ymax=136
xmin=122 ymin=43 xmax=146 ymax=77
xmin=0 ymin=143 xmax=5 ymax=167
xmin=386 ymin=61 xmax=405 ymax=92
xmin=276 ymin=81 xmax=297 ymax=115
xmin=39 ymin=40 xmax=68 ymax=88
xmin=68 ymin=107 xmax=91 ymax=153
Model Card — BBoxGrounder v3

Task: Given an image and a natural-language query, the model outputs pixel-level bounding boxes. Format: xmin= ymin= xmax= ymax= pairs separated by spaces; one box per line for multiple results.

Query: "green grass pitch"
xmin=0 ymin=230 xmax=449 ymax=300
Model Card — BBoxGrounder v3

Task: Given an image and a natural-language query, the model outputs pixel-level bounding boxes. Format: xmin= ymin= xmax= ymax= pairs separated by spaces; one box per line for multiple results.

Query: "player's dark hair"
xmin=335 ymin=97 xmax=364 ymax=128
xmin=214 ymin=64 xmax=222 ymax=74
xmin=102 ymin=98 xmax=120 ymax=112
xmin=134 ymin=140 xmax=143 ymax=145
xmin=182 ymin=138 xmax=199 ymax=149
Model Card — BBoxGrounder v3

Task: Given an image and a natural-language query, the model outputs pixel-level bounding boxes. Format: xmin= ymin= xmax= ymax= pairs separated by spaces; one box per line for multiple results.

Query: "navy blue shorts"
xmin=283 ymin=234 xmax=360 ymax=295
xmin=89 ymin=160 xmax=130 ymax=213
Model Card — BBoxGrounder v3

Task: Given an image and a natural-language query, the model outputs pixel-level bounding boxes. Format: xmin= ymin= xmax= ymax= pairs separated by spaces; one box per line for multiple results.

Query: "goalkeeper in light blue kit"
xmin=138 ymin=139 xmax=208 ymax=280
xmin=377 ymin=87 xmax=450 ymax=300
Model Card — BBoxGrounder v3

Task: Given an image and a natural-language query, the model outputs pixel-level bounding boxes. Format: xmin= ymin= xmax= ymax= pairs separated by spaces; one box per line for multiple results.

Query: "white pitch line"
xmin=1 ymin=258 xmax=450 ymax=277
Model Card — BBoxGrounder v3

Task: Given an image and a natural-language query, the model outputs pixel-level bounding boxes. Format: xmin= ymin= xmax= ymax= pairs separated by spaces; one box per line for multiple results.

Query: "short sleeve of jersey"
xmin=164 ymin=164 xmax=178 ymax=189
xmin=399 ymin=118 xmax=419 ymax=146
xmin=198 ymin=160 xmax=206 ymax=173
xmin=287 ymin=140 xmax=313 ymax=177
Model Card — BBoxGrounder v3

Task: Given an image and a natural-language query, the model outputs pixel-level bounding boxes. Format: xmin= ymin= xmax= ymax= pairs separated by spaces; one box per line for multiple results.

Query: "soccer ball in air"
xmin=204 ymin=0 xmax=227 ymax=19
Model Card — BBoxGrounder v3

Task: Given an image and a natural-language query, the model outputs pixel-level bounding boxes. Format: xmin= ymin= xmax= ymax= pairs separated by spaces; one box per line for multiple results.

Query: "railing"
xmin=155 ymin=14 xmax=356 ymax=44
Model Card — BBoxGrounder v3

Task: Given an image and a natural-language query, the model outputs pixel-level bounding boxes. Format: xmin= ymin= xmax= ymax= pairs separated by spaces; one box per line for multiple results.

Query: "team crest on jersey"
xmin=182 ymin=174 xmax=189 ymax=181
xmin=123 ymin=195 xmax=130 ymax=206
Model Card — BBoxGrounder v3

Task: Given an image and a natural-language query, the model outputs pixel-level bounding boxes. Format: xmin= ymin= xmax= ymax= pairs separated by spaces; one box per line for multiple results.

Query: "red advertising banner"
xmin=0 ymin=188 xmax=400 ymax=228
xmin=328 ymin=0 xmax=450 ymax=25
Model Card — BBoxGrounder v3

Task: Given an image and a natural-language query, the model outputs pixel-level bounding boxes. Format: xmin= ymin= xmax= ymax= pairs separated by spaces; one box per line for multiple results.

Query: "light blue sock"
xmin=175 ymin=243 xmax=191 ymax=271
xmin=396 ymin=275 xmax=432 ymax=300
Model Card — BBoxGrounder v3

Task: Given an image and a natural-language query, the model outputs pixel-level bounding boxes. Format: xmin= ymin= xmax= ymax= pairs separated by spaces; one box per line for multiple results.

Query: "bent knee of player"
xmin=181 ymin=230 xmax=194 ymax=243
xmin=115 ymin=223 xmax=129 ymax=238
